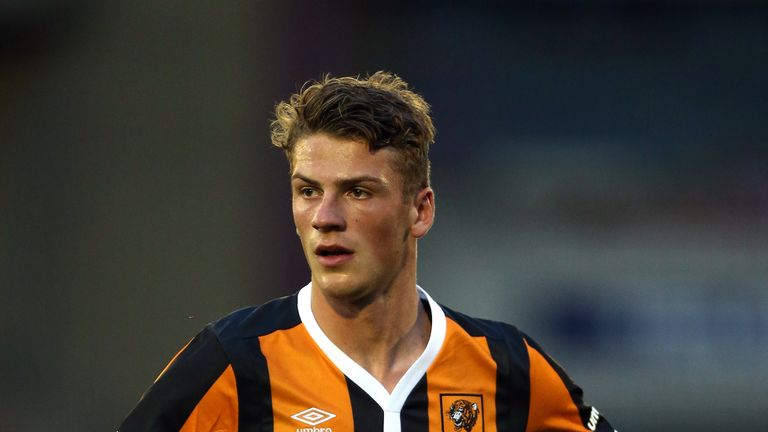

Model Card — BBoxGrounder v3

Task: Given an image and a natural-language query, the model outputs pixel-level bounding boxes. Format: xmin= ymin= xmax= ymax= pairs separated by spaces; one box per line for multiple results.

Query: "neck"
xmin=310 ymin=275 xmax=431 ymax=392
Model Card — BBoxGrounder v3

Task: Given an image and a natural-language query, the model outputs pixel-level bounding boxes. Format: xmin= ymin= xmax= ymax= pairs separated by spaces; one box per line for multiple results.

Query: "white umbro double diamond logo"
xmin=291 ymin=407 xmax=337 ymax=426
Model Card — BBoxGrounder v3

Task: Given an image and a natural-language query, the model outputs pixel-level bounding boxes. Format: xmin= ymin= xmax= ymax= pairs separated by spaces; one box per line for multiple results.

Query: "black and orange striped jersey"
xmin=120 ymin=284 xmax=616 ymax=432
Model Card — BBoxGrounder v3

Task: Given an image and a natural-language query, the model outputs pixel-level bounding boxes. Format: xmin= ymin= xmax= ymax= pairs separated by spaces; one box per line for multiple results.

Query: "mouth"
xmin=314 ymin=244 xmax=354 ymax=266
xmin=315 ymin=245 xmax=352 ymax=256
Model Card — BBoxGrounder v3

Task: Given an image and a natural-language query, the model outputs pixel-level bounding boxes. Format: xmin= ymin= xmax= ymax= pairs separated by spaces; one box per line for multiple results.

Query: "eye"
xmin=299 ymin=187 xmax=319 ymax=198
xmin=349 ymin=187 xmax=369 ymax=199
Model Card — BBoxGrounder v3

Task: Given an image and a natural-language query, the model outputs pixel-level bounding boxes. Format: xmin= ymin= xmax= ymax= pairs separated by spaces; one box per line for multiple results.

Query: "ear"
xmin=410 ymin=187 xmax=435 ymax=239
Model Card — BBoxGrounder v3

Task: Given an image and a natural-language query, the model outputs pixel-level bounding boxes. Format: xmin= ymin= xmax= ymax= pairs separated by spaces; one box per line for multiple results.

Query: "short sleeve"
xmin=523 ymin=335 xmax=615 ymax=432
xmin=118 ymin=327 xmax=237 ymax=432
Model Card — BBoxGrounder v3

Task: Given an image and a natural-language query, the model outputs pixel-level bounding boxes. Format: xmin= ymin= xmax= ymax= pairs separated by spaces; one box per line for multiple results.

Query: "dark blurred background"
xmin=2 ymin=1 xmax=767 ymax=430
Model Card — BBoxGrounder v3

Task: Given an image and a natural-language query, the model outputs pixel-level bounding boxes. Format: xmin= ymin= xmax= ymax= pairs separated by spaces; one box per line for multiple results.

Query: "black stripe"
xmin=119 ymin=328 xmax=230 ymax=432
xmin=346 ymin=377 xmax=383 ymax=432
xmin=212 ymin=294 xmax=303 ymax=432
xmin=441 ymin=305 xmax=531 ymax=432
xmin=230 ymin=336 xmax=273 ymax=432
xmin=401 ymin=375 xmax=429 ymax=432
xmin=487 ymin=334 xmax=530 ymax=432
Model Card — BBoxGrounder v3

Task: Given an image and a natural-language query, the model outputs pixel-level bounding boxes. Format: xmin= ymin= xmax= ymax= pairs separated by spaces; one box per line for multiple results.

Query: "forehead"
xmin=291 ymin=134 xmax=400 ymax=180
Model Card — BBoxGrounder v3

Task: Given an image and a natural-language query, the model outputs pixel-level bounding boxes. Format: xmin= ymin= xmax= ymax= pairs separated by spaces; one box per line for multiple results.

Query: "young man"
xmin=119 ymin=72 xmax=616 ymax=432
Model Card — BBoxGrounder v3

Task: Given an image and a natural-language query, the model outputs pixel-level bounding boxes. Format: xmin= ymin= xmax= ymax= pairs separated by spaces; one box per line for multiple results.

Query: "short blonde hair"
xmin=270 ymin=71 xmax=436 ymax=197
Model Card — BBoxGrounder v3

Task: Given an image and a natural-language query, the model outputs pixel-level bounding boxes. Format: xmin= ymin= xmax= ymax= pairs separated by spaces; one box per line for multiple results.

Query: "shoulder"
xmin=438 ymin=304 xmax=569 ymax=377
xmin=120 ymin=294 xmax=301 ymax=431
xmin=207 ymin=292 xmax=302 ymax=343
xmin=436 ymin=304 xmax=617 ymax=431
xmin=438 ymin=303 xmax=534 ymax=375
xmin=440 ymin=303 xmax=526 ymax=344
xmin=155 ymin=293 xmax=302 ymax=378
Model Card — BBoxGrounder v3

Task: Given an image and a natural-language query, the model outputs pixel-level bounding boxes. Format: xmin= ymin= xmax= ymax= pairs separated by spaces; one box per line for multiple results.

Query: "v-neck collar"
xmin=297 ymin=282 xmax=447 ymax=413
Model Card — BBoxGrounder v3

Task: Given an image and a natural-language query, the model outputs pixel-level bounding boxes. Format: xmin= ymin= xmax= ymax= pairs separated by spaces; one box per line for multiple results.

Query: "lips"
xmin=314 ymin=244 xmax=354 ymax=267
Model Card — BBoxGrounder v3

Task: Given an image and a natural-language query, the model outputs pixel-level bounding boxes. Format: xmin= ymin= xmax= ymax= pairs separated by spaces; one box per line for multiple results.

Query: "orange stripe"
xmin=525 ymin=339 xmax=586 ymax=432
xmin=427 ymin=319 xmax=497 ymax=432
xmin=179 ymin=364 xmax=239 ymax=432
xmin=259 ymin=325 xmax=354 ymax=432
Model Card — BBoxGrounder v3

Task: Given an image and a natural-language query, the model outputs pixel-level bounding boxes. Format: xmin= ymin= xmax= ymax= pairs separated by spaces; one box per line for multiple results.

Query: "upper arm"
xmin=524 ymin=337 xmax=615 ymax=432
xmin=119 ymin=328 xmax=238 ymax=432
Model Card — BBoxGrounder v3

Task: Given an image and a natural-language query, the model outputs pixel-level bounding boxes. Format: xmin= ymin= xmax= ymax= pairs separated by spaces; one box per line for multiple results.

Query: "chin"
xmin=314 ymin=275 xmax=357 ymax=298
xmin=312 ymin=274 xmax=373 ymax=303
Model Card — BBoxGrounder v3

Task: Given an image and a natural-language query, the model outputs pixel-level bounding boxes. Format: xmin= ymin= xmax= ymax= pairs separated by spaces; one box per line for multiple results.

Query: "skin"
xmin=291 ymin=133 xmax=435 ymax=391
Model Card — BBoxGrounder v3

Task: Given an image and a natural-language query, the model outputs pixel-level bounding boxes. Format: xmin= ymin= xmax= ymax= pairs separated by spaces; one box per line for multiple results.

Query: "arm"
xmin=523 ymin=336 xmax=616 ymax=432
xmin=118 ymin=327 xmax=238 ymax=432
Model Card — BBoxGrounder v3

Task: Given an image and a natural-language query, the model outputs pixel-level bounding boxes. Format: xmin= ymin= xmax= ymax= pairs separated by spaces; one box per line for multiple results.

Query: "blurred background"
xmin=2 ymin=0 xmax=767 ymax=430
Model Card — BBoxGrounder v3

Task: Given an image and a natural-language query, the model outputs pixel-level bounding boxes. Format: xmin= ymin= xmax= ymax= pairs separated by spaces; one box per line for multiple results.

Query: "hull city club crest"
xmin=441 ymin=394 xmax=484 ymax=432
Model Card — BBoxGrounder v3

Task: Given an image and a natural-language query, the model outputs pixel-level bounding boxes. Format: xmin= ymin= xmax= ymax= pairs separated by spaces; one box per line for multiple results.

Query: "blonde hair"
xmin=270 ymin=71 xmax=436 ymax=196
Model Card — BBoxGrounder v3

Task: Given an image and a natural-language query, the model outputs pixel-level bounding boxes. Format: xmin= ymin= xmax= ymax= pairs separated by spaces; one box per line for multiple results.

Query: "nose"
xmin=311 ymin=194 xmax=346 ymax=232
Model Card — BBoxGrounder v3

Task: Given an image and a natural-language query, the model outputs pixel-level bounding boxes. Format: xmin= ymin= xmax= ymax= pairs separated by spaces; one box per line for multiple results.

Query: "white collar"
xmin=297 ymin=282 xmax=447 ymax=413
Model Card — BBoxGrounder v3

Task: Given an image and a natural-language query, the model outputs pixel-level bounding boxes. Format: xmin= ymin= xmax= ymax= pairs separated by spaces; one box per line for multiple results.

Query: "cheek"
xmin=292 ymin=201 xmax=310 ymax=227
xmin=292 ymin=205 xmax=313 ymax=246
xmin=364 ymin=213 xmax=408 ymax=255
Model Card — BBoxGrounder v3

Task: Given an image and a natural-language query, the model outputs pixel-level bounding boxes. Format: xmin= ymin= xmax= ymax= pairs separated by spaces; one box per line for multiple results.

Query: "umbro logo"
xmin=291 ymin=407 xmax=336 ymax=432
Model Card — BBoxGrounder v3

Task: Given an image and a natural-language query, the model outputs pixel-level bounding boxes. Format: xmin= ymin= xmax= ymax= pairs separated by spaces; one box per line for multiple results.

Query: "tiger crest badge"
xmin=447 ymin=399 xmax=479 ymax=431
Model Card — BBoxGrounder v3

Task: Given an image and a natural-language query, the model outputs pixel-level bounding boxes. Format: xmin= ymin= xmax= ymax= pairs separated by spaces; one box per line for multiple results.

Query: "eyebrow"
xmin=291 ymin=173 xmax=387 ymax=188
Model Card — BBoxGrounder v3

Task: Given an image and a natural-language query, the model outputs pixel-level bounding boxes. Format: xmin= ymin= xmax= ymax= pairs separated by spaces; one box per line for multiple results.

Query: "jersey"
xmin=119 ymin=284 xmax=616 ymax=432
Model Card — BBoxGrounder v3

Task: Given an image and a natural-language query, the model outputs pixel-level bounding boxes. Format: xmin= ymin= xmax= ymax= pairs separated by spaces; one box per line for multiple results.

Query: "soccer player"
xmin=119 ymin=72 xmax=616 ymax=432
